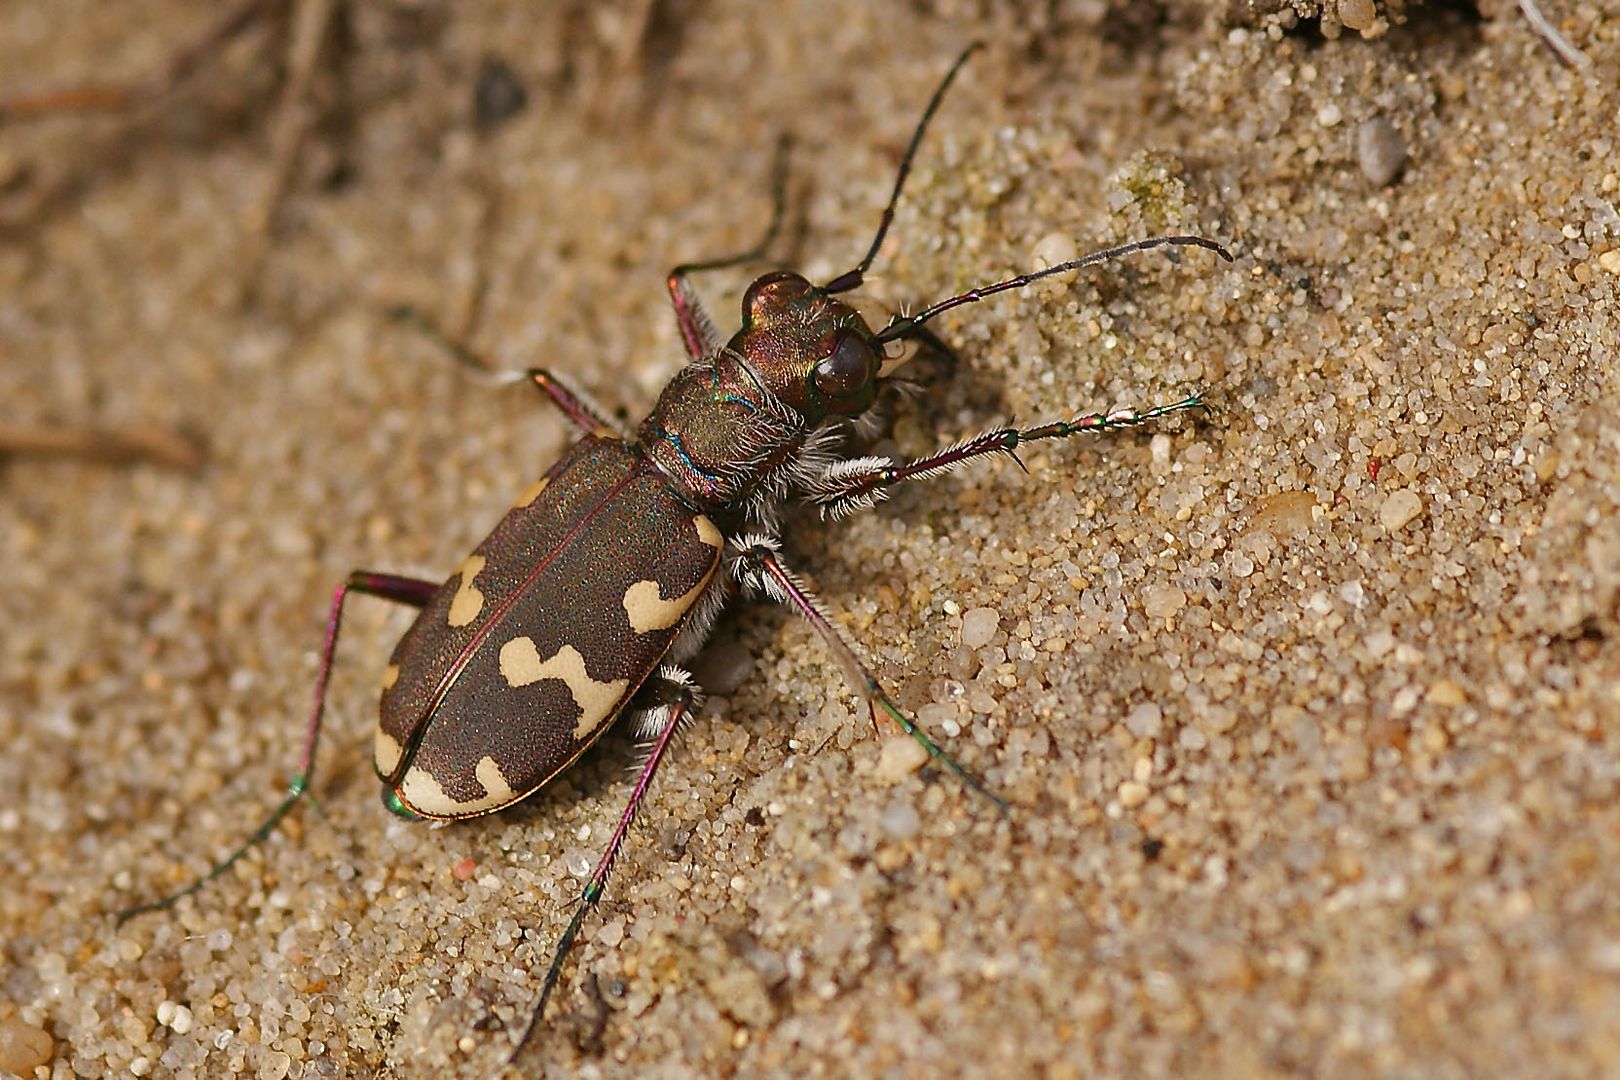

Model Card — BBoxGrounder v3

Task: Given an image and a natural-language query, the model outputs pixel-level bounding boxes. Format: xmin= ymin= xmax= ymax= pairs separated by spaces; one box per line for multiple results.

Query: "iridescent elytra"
xmin=375 ymin=435 xmax=723 ymax=819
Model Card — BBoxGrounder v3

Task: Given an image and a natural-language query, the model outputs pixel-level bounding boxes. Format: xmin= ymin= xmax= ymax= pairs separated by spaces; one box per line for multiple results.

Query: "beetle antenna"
xmin=823 ymin=42 xmax=983 ymax=296
xmin=874 ymin=235 xmax=1234 ymax=343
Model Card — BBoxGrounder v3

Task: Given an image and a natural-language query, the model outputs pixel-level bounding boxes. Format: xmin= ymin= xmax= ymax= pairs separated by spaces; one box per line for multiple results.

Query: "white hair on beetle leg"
xmin=632 ymin=666 xmax=704 ymax=739
xmin=728 ymin=534 xmax=806 ymax=606
xmin=804 ymin=455 xmax=895 ymax=520
xmin=668 ymin=574 xmax=733 ymax=664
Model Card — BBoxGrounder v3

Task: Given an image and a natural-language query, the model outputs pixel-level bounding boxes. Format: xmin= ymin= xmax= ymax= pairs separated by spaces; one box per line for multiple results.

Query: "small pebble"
xmin=947 ymin=645 xmax=981 ymax=680
xmin=961 ymin=607 xmax=1001 ymax=649
xmin=1118 ymin=781 xmax=1150 ymax=809
xmin=1338 ymin=0 xmax=1376 ymax=31
xmin=879 ymin=800 xmax=921 ymax=840
xmin=474 ymin=56 xmax=529 ymax=131
xmin=260 ymin=1049 xmax=292 ymax=1080
xmin=1125 ymin=702 xmax=1163 ymax=740
xmin=875 ymin=734 xmax=930 ymax=781
xmin=1031 ymin=232 xmax=1080 ymax=283
xmin=1358 ymin=117 xmax=1408 ymax=186
xmin=1248 ymin=490 xmax=1317 ymax=536
xmin=0 ymin=1016 xmax=53 ymax=1073
xmin=1150 ymin=433 xmax=1172 ymax=468
xmin=1379 ymin=489 xmax=1424 ymax=532
xmin=1427 ymin=679 xmax=1467 ymax=707
xmin=1142 ymin=585 xmax=1187 ymax=620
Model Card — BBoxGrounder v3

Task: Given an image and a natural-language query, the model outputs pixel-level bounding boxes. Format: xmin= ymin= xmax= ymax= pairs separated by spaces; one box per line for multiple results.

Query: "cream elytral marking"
xmin=374 ymin=728 xmax=404 ymax=776
xmin=514 ymin=476 xmax=549 ymax=508
xmin=693 ymin=514 xmax=722 ymax=549
xmin=447 ymin=554 xmax=487 ymax=627
xmin=381 ymin=664 xmax=400 ymax=690
xmin=622 ymin=577 xmax=707 ymax=634
xmin=623 ymin=514 xmax=724 ymax=632
xmin=399 ymin=754 xmax=520 ymax=816
xmin=498 ymin=638 xmax=630 ymax=739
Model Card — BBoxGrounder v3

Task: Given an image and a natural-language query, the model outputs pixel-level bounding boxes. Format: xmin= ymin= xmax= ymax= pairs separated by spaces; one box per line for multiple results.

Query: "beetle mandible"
xmin=118 ymin=44 xmax=1232 ymax=1062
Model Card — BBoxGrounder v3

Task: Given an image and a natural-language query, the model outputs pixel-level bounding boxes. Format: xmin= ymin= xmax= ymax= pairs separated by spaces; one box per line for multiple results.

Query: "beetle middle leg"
xmin=512 ymin=667 xmax=701 ymax=1062
xmin=730 ymin=537 xmax=1007 ymax=813
xmin=116 ymin=570 xmax=438 ymax=922
xmin=385 ymin=303 xmax=629 ymax=436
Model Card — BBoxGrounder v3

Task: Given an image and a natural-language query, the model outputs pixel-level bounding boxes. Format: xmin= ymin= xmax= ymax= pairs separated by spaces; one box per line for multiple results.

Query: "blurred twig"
xmin=0 ymin=421 xmax=204 ymax=469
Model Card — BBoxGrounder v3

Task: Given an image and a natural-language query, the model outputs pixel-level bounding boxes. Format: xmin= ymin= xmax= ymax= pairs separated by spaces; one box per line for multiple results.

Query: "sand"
xmin=2 ymin=1 xmax=1617 ymax=1077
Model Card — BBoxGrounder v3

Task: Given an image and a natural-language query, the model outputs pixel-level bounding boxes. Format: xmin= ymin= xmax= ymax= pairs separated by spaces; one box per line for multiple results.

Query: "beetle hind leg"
xmin=114 ymin=571 xmax=438 ymax=924
xmin=511 ymin=667 xmax=700 ymax=1062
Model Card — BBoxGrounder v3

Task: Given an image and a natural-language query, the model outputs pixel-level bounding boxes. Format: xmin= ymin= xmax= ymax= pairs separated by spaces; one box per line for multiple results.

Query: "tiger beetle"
xmin=117 ymin=44 xmax=1232 ymax=1065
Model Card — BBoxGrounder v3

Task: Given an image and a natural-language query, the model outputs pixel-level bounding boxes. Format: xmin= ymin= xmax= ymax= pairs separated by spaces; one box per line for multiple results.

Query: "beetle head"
xmin=726 ymin=271 xmax=881 ymax=420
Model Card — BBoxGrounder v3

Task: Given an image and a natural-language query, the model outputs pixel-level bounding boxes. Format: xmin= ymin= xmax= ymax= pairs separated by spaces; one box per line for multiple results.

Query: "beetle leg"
xmin=665 ymin=270 xmax=727 ymax=362
xmin=666 ymin=135 xmax=792 ymax=359
xmin=730 ymin=537 xmax=1007 ymax=814
xmin=512 ymin=668 xmax=700 ymax=1062
xmin=524 ymin=368 xmax=623 ymax=436
xmin=115 ymin=570 xmax=438 ymax=923
xmin=806 ymin=393 xmax=1208 ymax=520
xmin=385 ymin=306 xmax=627 ymax=436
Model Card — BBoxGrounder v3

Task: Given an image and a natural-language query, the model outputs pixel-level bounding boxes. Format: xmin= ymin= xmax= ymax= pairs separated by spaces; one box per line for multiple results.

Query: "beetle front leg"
xmin=666 ymin=135 xmax=792 ymax=359
xmin=807 ymin=393 xmax=1207 ymax=519
xmin=115 ymin=570 xmax=438 ymax=922
xmin=730 ymin=537 xmax=1007 ymax=813
xmin=511 ymin=667 xmax=701 ymax=1063
xmin=665 ymin=271 xmax=726 ymax=361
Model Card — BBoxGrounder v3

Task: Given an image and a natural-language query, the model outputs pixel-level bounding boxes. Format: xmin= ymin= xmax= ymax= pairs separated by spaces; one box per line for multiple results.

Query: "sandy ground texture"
xmin=3 ymin=1 xmax=1617 ymax=1077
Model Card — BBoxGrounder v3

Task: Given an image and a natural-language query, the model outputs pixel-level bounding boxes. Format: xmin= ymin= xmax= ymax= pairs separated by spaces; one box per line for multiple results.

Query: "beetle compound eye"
xmin=813 ymin=331 xmax=876 ymax=398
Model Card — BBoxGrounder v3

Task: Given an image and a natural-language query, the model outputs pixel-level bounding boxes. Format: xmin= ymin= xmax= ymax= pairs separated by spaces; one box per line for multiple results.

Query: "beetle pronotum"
xmin=118 ymin=44 xmax=1231 ymax=1063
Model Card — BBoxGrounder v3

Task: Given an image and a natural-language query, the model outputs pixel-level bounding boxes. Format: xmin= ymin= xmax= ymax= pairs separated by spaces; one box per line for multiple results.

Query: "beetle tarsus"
xmin=113 ymin=571 xmax=437 ymax=923
xmin=732 ymin=541 xmax=1009 ymax=814
xmin=510 ymin=674 xmax=698 ymax=1064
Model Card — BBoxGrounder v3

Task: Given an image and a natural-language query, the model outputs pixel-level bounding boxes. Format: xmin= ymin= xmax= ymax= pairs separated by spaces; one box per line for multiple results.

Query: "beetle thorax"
xmin=636 ymin=350 xmax=822 ymax=526
xmin=636 ymin=270 xmax=885 ymax=525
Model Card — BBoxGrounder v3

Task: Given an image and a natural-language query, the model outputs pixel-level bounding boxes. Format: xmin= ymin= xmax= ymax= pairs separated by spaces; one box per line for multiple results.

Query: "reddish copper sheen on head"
xmin=727 ymin=271 xmax=880 ymax=418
